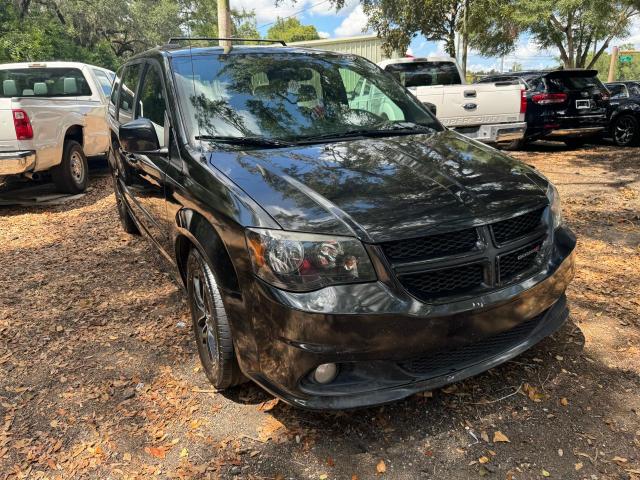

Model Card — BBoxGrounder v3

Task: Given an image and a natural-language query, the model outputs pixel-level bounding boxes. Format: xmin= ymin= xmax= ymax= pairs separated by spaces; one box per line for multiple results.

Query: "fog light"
xmin=313 ymin=363 xmax=338 ymax=384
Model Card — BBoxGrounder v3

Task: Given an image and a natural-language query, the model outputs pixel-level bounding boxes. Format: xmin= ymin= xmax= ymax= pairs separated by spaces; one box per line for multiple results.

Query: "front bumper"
xmin=452 ymin=122 xmax=527 ymax=144
xmin=237 ymin=226 xmax=576 ymax=410
xmin=0 ymin=150 xmax=36 ymax=175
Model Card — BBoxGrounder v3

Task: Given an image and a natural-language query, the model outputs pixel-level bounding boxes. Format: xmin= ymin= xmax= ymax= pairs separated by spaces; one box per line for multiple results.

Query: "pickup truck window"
xmin=119 ymin=64 xmax=142 ymax=124
xmin=137 ymin=65 xmax=167 ymax=147
xmin=384 ymin=62 xmax=462 ymax=87
xmin=0 ymin=67 xmax=91 ymax=97
xmin=171 ymin=53 xmax=437 ymax=143
xmin=93 ymin=69 xmax=114 ymax=96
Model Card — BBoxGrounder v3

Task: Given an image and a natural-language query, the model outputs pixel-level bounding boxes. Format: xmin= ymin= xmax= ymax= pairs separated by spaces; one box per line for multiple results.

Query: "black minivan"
xmin=107 ymin=39 xmax=576 ymax=409
xmin=478 ymin=69 xmax=610 ymax=149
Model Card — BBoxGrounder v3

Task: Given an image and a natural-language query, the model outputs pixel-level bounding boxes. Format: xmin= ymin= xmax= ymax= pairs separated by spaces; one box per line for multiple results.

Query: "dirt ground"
xmin=1 ymin=143 xmax=639 ymax=480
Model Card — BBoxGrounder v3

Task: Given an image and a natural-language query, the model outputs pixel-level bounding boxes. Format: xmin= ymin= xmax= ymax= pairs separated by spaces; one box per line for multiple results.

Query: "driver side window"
xmin=137 ymin=64 xmax=168 ymax=148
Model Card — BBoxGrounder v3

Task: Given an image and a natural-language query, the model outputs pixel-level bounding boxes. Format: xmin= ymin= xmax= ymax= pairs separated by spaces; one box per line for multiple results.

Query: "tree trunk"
xmin=217 ymin=0 xmax=232 ymax=47
xmin=461 ymin=0 xmax=468 ymax=76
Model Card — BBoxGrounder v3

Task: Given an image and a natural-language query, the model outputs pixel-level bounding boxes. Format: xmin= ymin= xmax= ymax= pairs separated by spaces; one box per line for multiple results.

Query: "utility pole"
xmin=608 ymin=46 xmax=619 ymax=82
xmin=218 ymin=0 xmax=232 ymax=47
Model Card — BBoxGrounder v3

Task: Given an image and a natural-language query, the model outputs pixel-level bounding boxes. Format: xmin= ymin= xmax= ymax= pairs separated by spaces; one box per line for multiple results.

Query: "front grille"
xmin=491 ymin=208 xmax=545 ymax=244
xmin=380 ymin=228 xmax=478 ymax=263
xmin=398 ymin=314 xmax=543 ymax=377
xmin=398 ymin=263 xmax=485 ymax=300
xmin=498 ymin=239 xmax=544 ymax=283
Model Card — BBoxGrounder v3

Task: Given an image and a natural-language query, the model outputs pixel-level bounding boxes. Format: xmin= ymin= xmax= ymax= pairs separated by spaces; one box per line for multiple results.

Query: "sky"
xmin=235 ymin=0 xmax=640 ymax=72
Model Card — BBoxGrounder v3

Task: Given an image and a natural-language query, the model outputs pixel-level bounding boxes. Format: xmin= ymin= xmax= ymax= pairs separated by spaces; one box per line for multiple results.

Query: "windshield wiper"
xmin=195 ymin=135 xmax=295 ymax=148
xmin=297 ymin=123 xmax=435 ymax=143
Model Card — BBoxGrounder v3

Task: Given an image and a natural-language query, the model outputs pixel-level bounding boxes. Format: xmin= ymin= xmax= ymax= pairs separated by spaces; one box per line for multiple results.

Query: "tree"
xmin=511 ymin=0 xmax=640 ymax=69
xmin=359 ymin=0 xmax=517 ymax=75
xmin=266 ymin=17 xmax=320 ymax=43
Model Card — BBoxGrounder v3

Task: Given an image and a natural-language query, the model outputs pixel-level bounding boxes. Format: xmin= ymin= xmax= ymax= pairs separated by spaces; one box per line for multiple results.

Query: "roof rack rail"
xmin=167 ymin=37 xmax=287 ymax=46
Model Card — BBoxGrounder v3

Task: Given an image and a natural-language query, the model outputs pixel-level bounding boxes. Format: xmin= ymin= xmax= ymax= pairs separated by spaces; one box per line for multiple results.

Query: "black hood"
xmin=208 ymin=130 xmax=549 ymax=242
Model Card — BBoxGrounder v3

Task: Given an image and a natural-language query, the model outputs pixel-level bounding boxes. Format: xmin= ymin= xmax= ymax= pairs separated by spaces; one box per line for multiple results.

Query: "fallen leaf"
xmin=257 ymin=416 xmax=286 ymax=442
xmin=257 ymin=398 xmax=280 ymax=412
xmin=493 ymin=431 xmax=510 ymax=443
xmin=541 ymin=468 xmax=550 ymax=477
xmin=612 ymin=456 xmax=628 ymax=464
xmin=560 ymin=397 xmax=569 ymax=406
xmin=480 ymin=431 xmax=489 ymax=442
xmin=180 ymin=448 xmax=188 ymax=458
xmin=327 ymin=457 xmax=335 ymax=467
xmin=574 ymin=462 xmax=583 ymax=471
xmin=479 ymin=456 xmax=490 ymax=464
xmin=319 ymin=475 xmax=328 ymax=480
xmin=376 ymin=459 xmax=386 ymax=474
xmin=351 ymin=476 xmax=359 ymax=480
xmin=123 ymin=452 xmax=132 ymax=462
xmin=145 ymin=446 xmax=166 ymax=459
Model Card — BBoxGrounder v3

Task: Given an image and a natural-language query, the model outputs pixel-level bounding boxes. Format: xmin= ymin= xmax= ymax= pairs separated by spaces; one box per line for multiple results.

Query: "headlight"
xmin=546 ymin=183 xmax=562 ymax=229
xmin=245 ymin=228 xmax=376 ymax=291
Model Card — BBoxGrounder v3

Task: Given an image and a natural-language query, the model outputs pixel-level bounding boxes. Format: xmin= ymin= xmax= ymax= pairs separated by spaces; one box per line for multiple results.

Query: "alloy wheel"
xmin=190 ymin=263 xmax=220 ymax=375
xmin=614 ymin=116 xmax=636 ymax=145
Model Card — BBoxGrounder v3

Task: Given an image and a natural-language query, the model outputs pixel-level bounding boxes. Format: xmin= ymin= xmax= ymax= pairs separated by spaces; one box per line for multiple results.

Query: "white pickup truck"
xmin=375 ymin=57 xmax=527 ymax=145
xmin=0 ymin=61 xmax=115 ymax=193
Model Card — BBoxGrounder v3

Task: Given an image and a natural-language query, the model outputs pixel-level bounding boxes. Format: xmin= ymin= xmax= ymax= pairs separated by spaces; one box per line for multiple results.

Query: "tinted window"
xmin=171 ymin=53 xmax=439 ymax=143
xmin=608 ymin=84 xmax=628 ymax=99
xmin=93 ymin=69 xmax=114 ymax=96
xmin=628 ymin=83 xmax=640 ymax=96
xmin=119 ymin=64 xmax=142 ymax=123
xmin=137 ymin=64 xmax=167 ymax=147
xmin=0 ymin=67 xmax=92 ymax=97
xmin=384 ymin=62 xmax=462 ymax=87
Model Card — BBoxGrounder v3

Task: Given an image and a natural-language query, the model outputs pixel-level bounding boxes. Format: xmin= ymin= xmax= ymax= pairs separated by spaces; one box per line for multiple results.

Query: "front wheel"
xmin=187 ymin=248 xmax=243 ymax=390
xmin=612 ymin=114 xmax=640 ymax=147
xmin=52 ymin=140 xmax=88 ymax=193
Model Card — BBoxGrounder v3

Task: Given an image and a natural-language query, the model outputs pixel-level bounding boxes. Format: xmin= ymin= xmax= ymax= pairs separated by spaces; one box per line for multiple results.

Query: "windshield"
xmin=171 ymin=52 xmax=441 ymax=143
xmin=384 ymin=61 xmax=462 ymax=87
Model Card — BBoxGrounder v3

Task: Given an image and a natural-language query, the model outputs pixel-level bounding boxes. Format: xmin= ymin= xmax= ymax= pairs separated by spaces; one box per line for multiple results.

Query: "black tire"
xmin=563 ymin=138 xmax=589 ymax=149
xmin=112 ymin=174 xmax=139 ymax=235
xmin=187 ymin=248 xmax=242 ymax=390
xmin=501 ymin=138 xmax=527 ymax=151
xmin=612 ymin=114 xmax=640 ymax=147
xmin=52 ymin=140 xmax=88 ymax=193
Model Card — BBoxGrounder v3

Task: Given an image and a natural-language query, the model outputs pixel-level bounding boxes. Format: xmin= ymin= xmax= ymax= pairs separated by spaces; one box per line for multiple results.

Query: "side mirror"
xmin=119 ymin=118 xmax=160 ymax=154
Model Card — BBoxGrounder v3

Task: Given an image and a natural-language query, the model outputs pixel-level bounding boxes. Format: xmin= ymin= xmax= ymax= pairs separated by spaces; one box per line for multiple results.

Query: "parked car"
xmin=108 ymin=40 xmax=576 ymax=410
xmin=0 ymin=61 xmax=115 ymax=193
xmin=477 ymin=69 xmax=610 ymax=149
xmin=605 ymin=81 xmax=640 ymax=146
xmin=378 ymin=57 xmax=527 ymax=146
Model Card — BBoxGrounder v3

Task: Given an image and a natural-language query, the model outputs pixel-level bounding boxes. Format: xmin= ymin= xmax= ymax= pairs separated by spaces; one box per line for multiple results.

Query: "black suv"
xmin=478 ymin=70 xmax=610 ymax=149
xmin=107 ymin=39 xmax=576 ymax=409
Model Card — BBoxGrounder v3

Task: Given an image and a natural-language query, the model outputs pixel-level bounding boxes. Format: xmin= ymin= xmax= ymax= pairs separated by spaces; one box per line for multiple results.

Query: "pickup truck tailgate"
xmin=0 ymin=98 xmax=20 ymax=150
xmin=412 ymin=83 xmax=524 ymax=128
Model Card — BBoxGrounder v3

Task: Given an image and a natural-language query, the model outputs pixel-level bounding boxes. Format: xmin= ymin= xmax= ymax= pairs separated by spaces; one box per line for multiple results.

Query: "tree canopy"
xmin=267 ymin=17 xmax=320 ymax=43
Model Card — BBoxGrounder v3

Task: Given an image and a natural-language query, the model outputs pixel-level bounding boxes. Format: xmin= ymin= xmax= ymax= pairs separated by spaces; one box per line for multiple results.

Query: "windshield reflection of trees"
xmin=187 ymin=54 xmax=434 ymax=140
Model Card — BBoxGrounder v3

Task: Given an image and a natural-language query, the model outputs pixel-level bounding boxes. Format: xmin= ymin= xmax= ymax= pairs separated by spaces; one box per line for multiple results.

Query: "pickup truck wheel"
xmin=612 ymin=114 xmax=640 ymax=147
xmin=52 ymin=141 xmax=88 ymax=193
xmin=187 ymin=248 xmax=243 ymax=390
xmin=112 ymin=175 xmax=139 ymax=235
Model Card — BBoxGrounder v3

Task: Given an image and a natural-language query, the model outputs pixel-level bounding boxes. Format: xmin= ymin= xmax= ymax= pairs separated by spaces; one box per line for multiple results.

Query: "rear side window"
xmin=119 ymin=63 xmax=142 ymax=123
xmin=385 ymin=62 xmax=462 ymax=87
xmin=93 ymin=69 xmax=114 ymax=96
xmin=608 ymin=84 xmax=628 ymax=99
xmin=0 ymin=67 xmax=92 ymax=97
